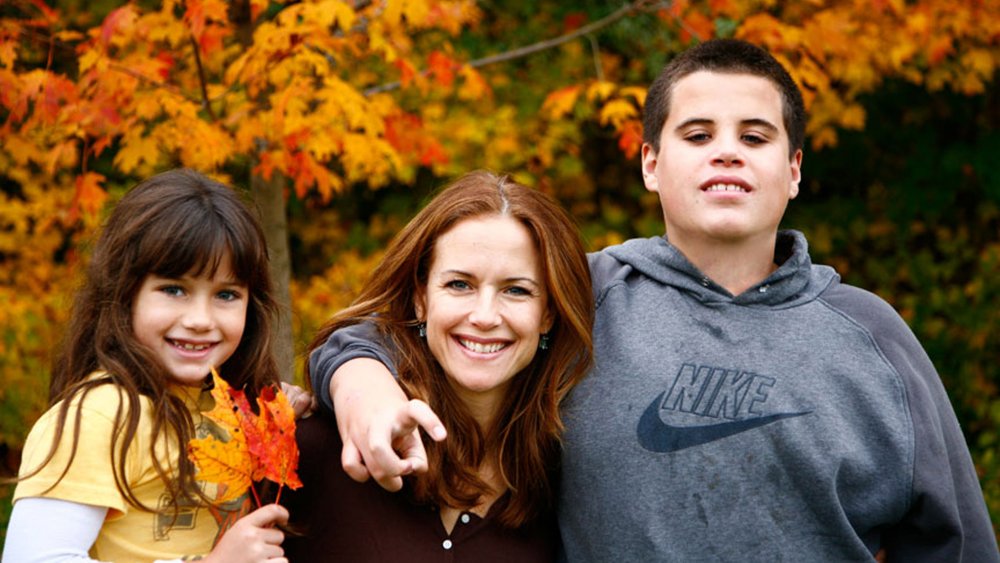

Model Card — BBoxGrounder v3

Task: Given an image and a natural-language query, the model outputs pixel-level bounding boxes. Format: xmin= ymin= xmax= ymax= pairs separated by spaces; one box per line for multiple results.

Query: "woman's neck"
xmin=439 ymin=463 xmax=505 ymax=534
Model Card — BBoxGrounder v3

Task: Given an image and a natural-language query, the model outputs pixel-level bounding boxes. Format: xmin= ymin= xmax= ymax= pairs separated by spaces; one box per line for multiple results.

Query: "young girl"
xmin=4 ymin=169 xmax=289 ymax=562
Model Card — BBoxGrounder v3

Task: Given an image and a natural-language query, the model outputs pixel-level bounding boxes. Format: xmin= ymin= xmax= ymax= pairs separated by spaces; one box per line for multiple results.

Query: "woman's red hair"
xmin=310 ymin=170 xmax=593 ymax=527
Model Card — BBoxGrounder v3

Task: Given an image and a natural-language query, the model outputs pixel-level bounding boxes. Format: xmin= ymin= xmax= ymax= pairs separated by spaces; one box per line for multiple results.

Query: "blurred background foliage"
xmin=1 ymin=0 xmax=998 ymax=542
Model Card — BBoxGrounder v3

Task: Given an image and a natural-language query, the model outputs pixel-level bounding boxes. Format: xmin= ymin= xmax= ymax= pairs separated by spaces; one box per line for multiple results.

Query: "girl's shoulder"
xmin=54 ymin=372 xmax=151 ymax=420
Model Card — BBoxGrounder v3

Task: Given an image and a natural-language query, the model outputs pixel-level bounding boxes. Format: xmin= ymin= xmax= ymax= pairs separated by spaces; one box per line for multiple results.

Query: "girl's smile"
xmin=132 ymin=259 xmax=248 ymax=387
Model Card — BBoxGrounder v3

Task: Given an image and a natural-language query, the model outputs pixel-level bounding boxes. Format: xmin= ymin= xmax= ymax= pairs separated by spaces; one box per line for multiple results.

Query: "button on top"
xmin=443 ymin=539 xmax=453 ymax=550
xmin=460 ymin=513 xmax=471 ymax=524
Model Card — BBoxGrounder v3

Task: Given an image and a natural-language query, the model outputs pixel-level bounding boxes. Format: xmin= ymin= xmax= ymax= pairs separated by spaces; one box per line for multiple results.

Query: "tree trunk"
xmin=229 ymin=2 xmax=293 ymax=380
xmin=250 ymin=172 xmax=295 ymax=382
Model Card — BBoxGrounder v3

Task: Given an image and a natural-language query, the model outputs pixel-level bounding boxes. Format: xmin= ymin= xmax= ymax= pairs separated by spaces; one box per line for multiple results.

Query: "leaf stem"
xmin=250 ymin=482 xmax=262 ymax=508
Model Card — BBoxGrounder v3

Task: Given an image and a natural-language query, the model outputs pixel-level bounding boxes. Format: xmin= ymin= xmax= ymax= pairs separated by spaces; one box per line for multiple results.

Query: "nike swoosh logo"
xmin=637 ymin=391 xmax=811 ymax=453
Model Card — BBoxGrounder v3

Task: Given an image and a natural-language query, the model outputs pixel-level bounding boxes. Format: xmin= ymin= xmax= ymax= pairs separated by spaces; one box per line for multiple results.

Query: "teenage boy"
xmin=311 ymin=39 xmax=999 ymax=560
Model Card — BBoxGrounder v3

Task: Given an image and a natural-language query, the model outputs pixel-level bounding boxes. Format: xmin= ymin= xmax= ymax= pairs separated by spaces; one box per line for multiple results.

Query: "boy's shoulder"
xmin=587 ymin=238 xmax=652 ymax=306
xmin=587 ymin=236 xmax=666 ymax=283
xmin=822 ymin=283 xmax=932 ymax=369
xmin=818 ymin=281 xmax=912 ymax=335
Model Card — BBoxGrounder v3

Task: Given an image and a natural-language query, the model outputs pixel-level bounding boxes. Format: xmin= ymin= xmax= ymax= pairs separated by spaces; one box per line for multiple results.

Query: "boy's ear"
xmin=641 ymin=143 xmax=660 ymax=193
xmin=788 ymin=149 xmax=803 ymax=200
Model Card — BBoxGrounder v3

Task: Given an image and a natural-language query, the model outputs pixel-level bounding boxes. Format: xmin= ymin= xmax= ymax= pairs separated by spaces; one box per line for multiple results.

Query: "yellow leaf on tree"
xmin=598 ymin=99 xmax=638 ymax=130
xmin=314 ymin=0 xmax=356 ymax=32
xmin=368 ymin=23 xmax=397 ymax=62
xmin=962 ymin=49 xmax=995 ymax=79
xmin=457 ymin=66 xmax=490 ymax=101
xmin=0 ymin=38 xmax=18 ymax=69
xmin=838 ymin=104 xmax=866 ymax=130
xmin=541 ymin=85 xmax=581 ymax=121
xmin=71 ymin=172 xmax=107 ymax=219
xmin=76 ymin=49 xmax=103 ymax=75
xmin=381 ymin=0 xmax=404 ymax=27
xmin=617 ymin=86 xmax=647 ymax=107
xmin=586 ymin=81 xmax=616 ymax=103
xmin=384 ymin=0 xmax=429 ymax=27
xmin=114 ymin=133 xmax=160 ymax=173
xmin=4 ymin=135 xmax=43 ymax=167
xmin=175 ymin=120 xmax=235 ymax=170
xmin=53 ymin=30 xmax=85 ymax=42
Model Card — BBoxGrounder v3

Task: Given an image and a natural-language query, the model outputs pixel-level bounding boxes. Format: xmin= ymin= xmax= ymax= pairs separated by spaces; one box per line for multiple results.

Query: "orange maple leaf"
xmin=419 ymin=141 xmax=448 ymax=167
xmin=541 ymin=85 xmax=582 ymax=120
xmin=427 ymin=51 xmax=456 ymax=88
xmin=184 ymin=0 xmax=229 ymax=51
xmin=394 ymin=58 xmax=418 ymax=88
xmin=99 ymin=5 xmax=137 ymax=47
xmin=187 ymin=369 xmax=302 ymax=506
xmin=680 ymin=12 xmax=714 ymax=42
xmin=69 ymin=172 xmax=108 ymax=222
xmin=188 ymin=369 xmax=254 ymax=503
xmin=617 ymin=119 xmax=643 ymax=160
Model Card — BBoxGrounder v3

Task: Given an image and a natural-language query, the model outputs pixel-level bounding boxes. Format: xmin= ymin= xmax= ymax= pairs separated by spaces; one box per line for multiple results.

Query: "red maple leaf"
xmin=427 ymin=51 xmax=456 ymax=88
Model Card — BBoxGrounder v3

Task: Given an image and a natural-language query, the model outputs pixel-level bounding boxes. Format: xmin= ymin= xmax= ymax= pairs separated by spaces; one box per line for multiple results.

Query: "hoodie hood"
xmin=604 ymin=230 xmax=838 ymax=308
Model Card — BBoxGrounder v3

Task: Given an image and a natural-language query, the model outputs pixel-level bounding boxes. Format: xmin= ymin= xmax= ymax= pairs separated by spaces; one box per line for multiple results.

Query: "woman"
xmin=283 ymin=170 xmax=593 ymax=561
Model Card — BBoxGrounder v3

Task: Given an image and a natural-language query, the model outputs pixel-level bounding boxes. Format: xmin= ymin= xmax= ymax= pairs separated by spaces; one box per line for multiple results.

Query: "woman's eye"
xmin=445 ymin=280 xmax=471 ymax=291
xmin=506 ymin=285 xmax=532 ymax=296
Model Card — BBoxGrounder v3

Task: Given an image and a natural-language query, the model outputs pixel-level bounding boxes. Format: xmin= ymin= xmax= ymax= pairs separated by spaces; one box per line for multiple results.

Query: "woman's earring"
xmin=539 ymin=333 xmax=550 ymax=350
xmin=418 ymin=322 xmax=427 ymax=338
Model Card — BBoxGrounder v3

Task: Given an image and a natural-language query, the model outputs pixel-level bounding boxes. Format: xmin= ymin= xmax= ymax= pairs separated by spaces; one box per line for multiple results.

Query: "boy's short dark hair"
xmin=642 ymin=38 xmax=806 ymax=157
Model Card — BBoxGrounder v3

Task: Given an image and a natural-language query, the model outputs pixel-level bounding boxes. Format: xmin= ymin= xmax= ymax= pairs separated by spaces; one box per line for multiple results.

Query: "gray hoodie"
xmin=559 ymin=230 xmax=997 ymax=561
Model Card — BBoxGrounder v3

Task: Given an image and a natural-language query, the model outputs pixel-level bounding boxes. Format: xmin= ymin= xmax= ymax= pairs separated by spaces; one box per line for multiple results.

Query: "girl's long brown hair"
xmin=310 ymin=170 xmax=593 ymax=527
xmin=23 ymin=168 xmax=280 ymax=518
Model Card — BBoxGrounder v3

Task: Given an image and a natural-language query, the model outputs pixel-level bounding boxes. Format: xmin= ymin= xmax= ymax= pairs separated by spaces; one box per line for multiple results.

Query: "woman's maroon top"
xmin=282 ymin=413 xmax=560 ymax=562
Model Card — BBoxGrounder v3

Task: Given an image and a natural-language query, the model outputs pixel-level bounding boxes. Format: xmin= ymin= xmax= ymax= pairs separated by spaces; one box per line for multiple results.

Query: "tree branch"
xmin=363 ymin=0 xmax=670 ymax=96
xmin=189 ymin=35 xmax=219 ymax=121
xmin=586 ymin=33 xmax=604 ymax=82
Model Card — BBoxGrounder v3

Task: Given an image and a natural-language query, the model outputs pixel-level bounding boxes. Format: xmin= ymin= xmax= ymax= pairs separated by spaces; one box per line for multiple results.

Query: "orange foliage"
xmin=529 ymin=0 xmax=999 ymax=153
xmin=187 ymin=369 xmax=302 ymax=504
xmin=3 ymin=0 xmax=993 ymax=253
xmin=732 ymin=0 xmax=999 ymax=148
xmin=2 ymin=0 xmax=483 ymax=210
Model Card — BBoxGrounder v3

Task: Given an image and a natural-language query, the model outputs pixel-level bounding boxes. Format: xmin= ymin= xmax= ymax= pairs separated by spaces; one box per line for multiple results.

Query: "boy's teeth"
xmin=460 ymin=339 xmax=506 ymax=354
xmin=706 ymin=183 xmax=746 ymax=192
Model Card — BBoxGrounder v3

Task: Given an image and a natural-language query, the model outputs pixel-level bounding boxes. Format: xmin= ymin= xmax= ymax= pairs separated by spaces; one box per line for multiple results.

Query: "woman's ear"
xmin=541 ymin=307 xmax=555 ymax=335
xmin=414 ymin=290 xmax=426 ymax=321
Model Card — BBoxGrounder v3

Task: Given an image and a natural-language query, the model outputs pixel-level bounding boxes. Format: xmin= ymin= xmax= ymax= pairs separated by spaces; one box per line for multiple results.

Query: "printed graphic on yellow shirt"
xmin=154 ymin=411 xmax=250 ymax=542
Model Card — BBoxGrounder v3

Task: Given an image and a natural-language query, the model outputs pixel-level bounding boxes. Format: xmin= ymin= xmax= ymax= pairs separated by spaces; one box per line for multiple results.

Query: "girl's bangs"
xmin=140 ymin=212 xmax=244 ymax=283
